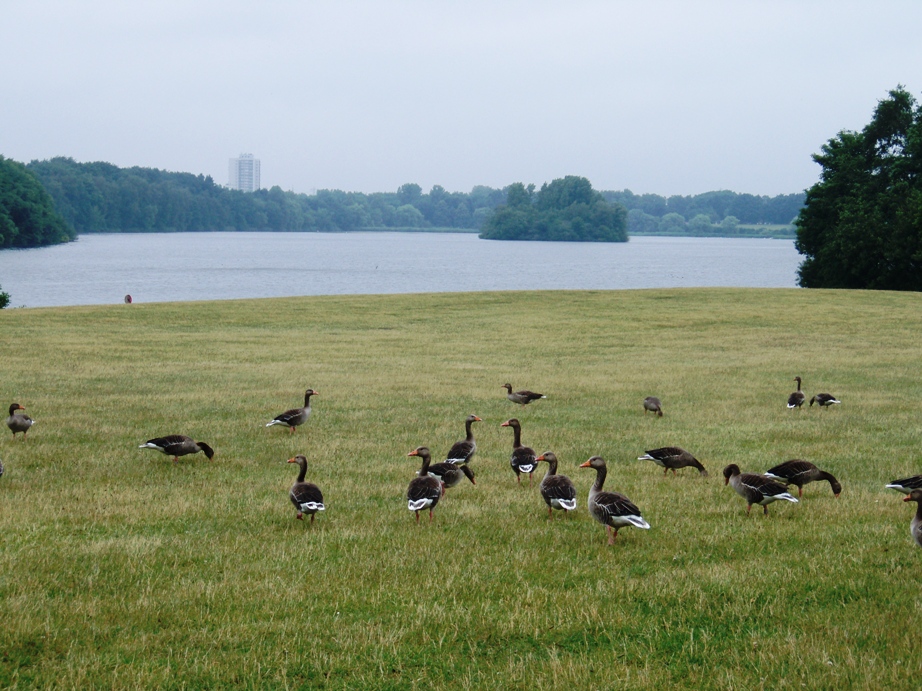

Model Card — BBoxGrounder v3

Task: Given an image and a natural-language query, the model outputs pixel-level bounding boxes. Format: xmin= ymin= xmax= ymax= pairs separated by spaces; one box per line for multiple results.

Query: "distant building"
xmin=228 ymin=154 xmax=261 ymax=192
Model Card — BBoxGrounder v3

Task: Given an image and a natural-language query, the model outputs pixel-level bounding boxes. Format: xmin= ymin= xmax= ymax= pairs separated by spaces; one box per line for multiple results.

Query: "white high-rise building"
xmin=228 ymin=153 xmax=261 ymax=192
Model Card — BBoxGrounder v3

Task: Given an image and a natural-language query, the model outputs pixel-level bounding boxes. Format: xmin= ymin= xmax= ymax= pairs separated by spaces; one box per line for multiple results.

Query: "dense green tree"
xmin=480 ymin=176 xmax=627 ymax=242
xmin=796 ymin=87 xmax=922 ymax=289
xmin=0 ymin=156 xmax=75 ymax=248
xmin=0 ymin=284 xmax=9 ymax=308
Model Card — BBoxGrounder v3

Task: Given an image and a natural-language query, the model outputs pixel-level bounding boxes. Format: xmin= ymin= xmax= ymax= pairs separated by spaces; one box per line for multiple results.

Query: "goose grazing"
xmin=500 ymin=418 xmax=538 ymax=484
xmin=424 ymin=461 xmax=476 ymax=493
xmin=579 ymin=456 xmax=650 ymax=544
xmin=638 ymin=447 xmax=708 ymax=477
xmin=444 ymin=414 xmax=482 ymax=465
xmin=885 ymin=475 xmax=922 ymax=494
xmin=723 ymin=464 xmax=798 ymax=515
xmin=287 ymin=454 xmax=325 ymax=522
xmin=643 ymin=396 xmax=663 ymax=417
xmin=406 ymin=447 xmax=443 ymax=523
xmin=139 ymin=435 xmax=215 ymax=462
xmin=902 ymin=489 xmax=922 ymax=548
xmin=6 ymin=403 xmax=35 ymax=440
xmin=266 ymin=389 xmax=318 ymax=433
xmin=810 ymin=393 xmax=841 ymax=408
xmin=535 ymin=452 xmax=577 ymax=518
xmin=502 ymin=383 xmax=546 ymax=405
xmin=764 ymin=459 xmax=841 ymax=498
xmin=787 ymin=376 xmax=806 ymax=409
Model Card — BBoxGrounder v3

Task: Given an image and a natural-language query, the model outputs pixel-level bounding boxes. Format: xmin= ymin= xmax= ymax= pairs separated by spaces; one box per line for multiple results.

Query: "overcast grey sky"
xmin=3 ymin=1 xmax=921 ymax=197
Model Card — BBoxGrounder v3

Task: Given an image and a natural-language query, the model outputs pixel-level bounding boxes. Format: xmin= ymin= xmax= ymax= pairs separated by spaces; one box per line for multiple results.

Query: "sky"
xmin=3 ymin=1 xmax=922 ymax=198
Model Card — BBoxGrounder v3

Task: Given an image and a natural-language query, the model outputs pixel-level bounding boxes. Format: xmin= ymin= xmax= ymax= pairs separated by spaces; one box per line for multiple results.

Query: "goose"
xmin=287 ymin=454 xmax=325 ymax=522
xmin=444 ymin=414 xmax=482 ymax=465
xmin=424 ymin=461 xmax=476 ymax=493
xmin=764 ymin=459 xmax=841 ymax=498
xmin=902 ymin=489 xmax=922 ymax=548
xmin=502 ymin=383 xmax=546 ymax=405
xmin=139 ymin=435 xmax=215 ymax=462
xmin=500 ymin=418 xmax=538 ymax=484
xmin=579 ymin=456 xmax=650 ymax=544
xmin=535 ymin=452 xmax=577 ymax=518
xmin=723 ymin=464 xmax=798 ymax=515
xmin=787 ymin=376 xmax=806 ymax=409
xmin=638 ymin=447 xmax=708 ymax=476
xmin=643 ymin=396 xmax=663 ymax=417
xmin=0 ymin=457 xmax=4 ymax=478
xmin=406 ymin=447 xmax=443 ymax=523
xmin=266 ymin=389 xmax=318 ymax=433
xmin=810 ymin=393 xmax=841 ymax=408
xmin=6 ymin=403 xmax=35 ymax=440
xmin=885 ymin=475 xmax=922 ymax=494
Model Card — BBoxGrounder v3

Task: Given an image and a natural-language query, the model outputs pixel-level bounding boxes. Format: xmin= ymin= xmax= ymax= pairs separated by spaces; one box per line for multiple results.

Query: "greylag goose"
xmin=535 ymin=452 xmax=577 ymax=518
xmin=579 ymin=456 xmax=649 ymax=544
xmin=502 ymin=383 xmax=546 ymax=405
xmin=787 ymin=377 xmax=806 ymax=409
xmin=902 ymin=489 xmax=922 ymax=548
xmin=287 ymin=454 xmax=325 ymax=522
xmin=6 ymin=403 xmax=34 ymax=440
xmin=764 ymin=459 xmax=841 ymax=497
xmin=723 ymin=464 xmax=798 ymax=515
xmin=424 ymin=461 xmax=476 ymax=493
xmin=810 ymin=393 xmax=841 ymax=408
xmin=139 ymin=435 xmax=215 ymax=462
xmin=444 ymin=414 xmax=482 ymax=465
xmin=266 ymin=389 xmax=318 ymax=433
xmin=500 ymin=418 xmax=538 ymax=484
xmin=886 ymin=475 xmax=922 ymax=494
xmin=638 ymin=447 xmax=708 ymax=476
xmin=407 ymin=447 xmax=443 ymax=523
xmin=643 ymin=396 xmax=663 ymax=416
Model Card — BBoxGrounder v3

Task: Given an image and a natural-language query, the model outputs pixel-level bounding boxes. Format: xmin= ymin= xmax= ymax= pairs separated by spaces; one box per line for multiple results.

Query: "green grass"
xmin=1 ymin=288 xmax=921 ymax=689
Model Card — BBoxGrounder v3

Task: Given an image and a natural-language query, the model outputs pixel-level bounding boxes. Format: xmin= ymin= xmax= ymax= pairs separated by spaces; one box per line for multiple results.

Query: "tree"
xmin=0 ymin=156 xmax=75 ymax=248
xmin=480 ymin=176 xmax=627 ymax=242
xmin=796 ymin=87 xmax=922 ymax=290
xmin=0 ymin=284 xmax=9 ymax=308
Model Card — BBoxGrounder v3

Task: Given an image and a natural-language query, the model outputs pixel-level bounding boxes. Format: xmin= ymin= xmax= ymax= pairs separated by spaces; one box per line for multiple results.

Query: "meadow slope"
xmin=1 ymin=288 xmax=921 ymax=689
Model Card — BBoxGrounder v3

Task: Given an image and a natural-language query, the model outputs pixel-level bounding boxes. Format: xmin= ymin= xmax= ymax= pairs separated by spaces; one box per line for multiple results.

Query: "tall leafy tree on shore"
xmin=0 ymin=156 xmax=75 ymax=248
xmin=795 ymin=87 xmax=922 ymax=290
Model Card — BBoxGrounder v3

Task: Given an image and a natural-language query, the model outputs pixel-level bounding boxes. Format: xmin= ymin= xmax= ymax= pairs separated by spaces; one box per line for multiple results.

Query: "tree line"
xmin=18 ymin=157 xmax=803 ymax=239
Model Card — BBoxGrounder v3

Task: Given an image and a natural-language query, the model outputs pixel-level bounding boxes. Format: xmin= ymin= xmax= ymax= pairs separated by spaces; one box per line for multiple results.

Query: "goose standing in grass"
xmin=266 ymin=389 xmax=318 ymax=433
xmin=643 ymin=396 xmax=663 ymax=417
xmin=535 ymin=452 xmax=577 ymax=518
xmin=810 ymin=393 xmax=841 ymax=409
xmin=764 ymin=459 xmax=841 ymax=498
xmin=723 ymin=464 xmax=798 ymax=515
xmin=287 ymin=454 xmax=325 ymax=522
xmin=406 ymin=447 xmax=443 ymax=523
xmin=6 ymin=403 xmax=34 ymax=440
xmin=444 ymin=414 xmax=482 ymax=465
xmin=579 ymin=456 xmax=649 ymax=544
xmin=885 ymin=475 xmax=922 ymax=494
xmin=139 ymin=435 xmax=215 ymax=462
xmin=424 ymin=461 xmax=476 ymax=494
xmin=787 ymin=377 xmax=806 ymax=409
xmin=502 ymin=383 xmax=546 ymax=405
xmin=638 ymin=447 xmax=708 ymax=476
xmin=901 ymin=489 xmax=922 ymax=548
xmin=500 ymin=418 xmax=538 ymax=484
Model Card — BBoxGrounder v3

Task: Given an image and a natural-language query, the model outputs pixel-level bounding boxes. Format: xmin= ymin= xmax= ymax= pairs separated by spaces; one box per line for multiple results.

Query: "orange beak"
xmin=579 ymin=460 xmax=592 ymax=468
xmin=408 ymin=449 xmax=419 ymax=457
xmin=287 ymin=457 xmax=296 ymax=463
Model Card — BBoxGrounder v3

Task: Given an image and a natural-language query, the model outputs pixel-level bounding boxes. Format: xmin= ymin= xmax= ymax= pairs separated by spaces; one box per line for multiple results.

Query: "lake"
xmin=0 ymin=232 xmax=802 ymax=308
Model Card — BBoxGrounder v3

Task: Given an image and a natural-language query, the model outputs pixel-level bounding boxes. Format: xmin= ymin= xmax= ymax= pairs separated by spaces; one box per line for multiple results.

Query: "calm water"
xmin=0 ymin=232 xmax=802 ymax=308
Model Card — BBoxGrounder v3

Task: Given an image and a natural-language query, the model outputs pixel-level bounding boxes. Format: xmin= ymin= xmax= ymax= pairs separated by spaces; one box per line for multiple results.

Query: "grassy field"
xmin=1 ymin=288 xmax=921 ymax=689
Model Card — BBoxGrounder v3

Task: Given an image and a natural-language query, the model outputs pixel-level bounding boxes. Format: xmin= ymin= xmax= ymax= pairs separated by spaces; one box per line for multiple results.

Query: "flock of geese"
xmin=4 ymin=377 xmax=922 ymax=548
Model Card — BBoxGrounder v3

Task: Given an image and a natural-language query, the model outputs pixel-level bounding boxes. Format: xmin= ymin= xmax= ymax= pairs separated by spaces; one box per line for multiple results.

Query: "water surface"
xmin=0 ymin=232 xmax=802 ymax=308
